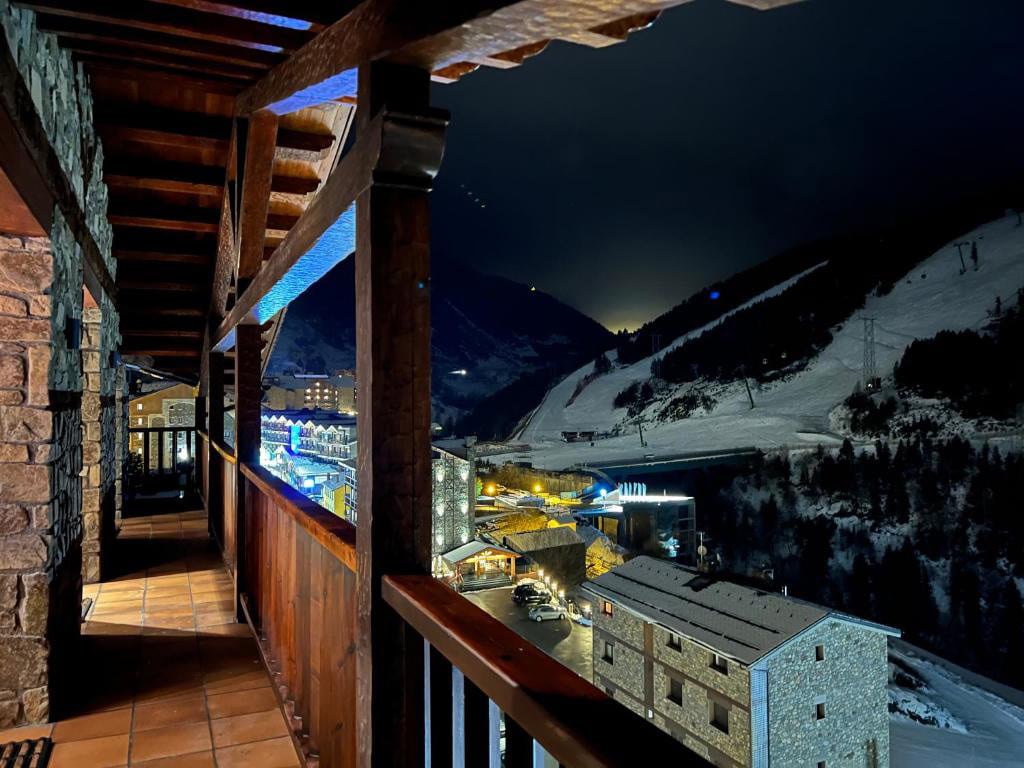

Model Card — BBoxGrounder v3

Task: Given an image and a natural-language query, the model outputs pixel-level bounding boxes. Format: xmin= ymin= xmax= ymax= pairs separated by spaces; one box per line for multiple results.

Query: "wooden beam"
xmin=122 ymin=328 xmax=204 ymax=339
xmin=108 ymin=201 xmax=222 ymax=233
xmin=354 ymin=61 xmax=437 ymax=768
xmin=104 ymin=156 xmax=318 ymax=197
xmin=236 ymin=111 xmax=278 ymax=288
xmin=37 ymin=13 xmax=285 ymax=69
xmin=233 ymin=323 xmax=262 ymax=619
xmin=235 ymin=0 xmax=683 ymax=115
xmin=0 ymin=19 xmax=117 ymax=304
xmin=60 ymin=39 xmax=260 ymax=82
xmin=114 ymin=249 xmax=212 ymax=266
xmin=83 ymin=60 xmax=248 ymax=94
xmin=13 ymin=0 xmax=313 ymax=52
xmin=147 ymin=0 xmax=360 ymax=28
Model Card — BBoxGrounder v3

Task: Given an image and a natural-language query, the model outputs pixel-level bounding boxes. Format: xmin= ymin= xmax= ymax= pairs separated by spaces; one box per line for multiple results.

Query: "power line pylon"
xmin=863 ymin=316 xmax=877 ymax=389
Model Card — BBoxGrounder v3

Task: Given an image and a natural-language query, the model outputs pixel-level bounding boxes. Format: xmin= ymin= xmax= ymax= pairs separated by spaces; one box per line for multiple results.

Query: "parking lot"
xmin=463 ymin=586 xmax=593 ymax=681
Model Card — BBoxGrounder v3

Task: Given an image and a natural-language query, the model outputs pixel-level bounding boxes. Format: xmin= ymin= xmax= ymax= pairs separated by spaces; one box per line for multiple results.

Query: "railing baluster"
xmin=157 ymin=430 xmax=164 ymax=475
xmin=425 ymin=641 xmax=453 ymax=768
xmin=452 ymin=667 xmax=465 ymax=768
xmin=143 ymin=432 xmax=150 ymax=477
xmin=462 ymin=678 xmax=494 ymax=768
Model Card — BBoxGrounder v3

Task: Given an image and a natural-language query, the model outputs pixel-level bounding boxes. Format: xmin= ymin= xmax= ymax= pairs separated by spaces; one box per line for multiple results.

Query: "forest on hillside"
xmin=691 ymin=438 xmax=1024 ymax=688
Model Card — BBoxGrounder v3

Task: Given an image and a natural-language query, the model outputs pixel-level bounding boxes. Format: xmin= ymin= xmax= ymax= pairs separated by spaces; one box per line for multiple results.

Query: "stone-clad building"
xmin=583 ymin=557 xmax=898 ymax=768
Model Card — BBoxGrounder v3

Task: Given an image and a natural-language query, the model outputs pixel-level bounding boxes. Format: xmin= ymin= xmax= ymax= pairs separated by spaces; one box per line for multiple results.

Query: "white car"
xmin=528 ymin=603 xmax=568 ymax=622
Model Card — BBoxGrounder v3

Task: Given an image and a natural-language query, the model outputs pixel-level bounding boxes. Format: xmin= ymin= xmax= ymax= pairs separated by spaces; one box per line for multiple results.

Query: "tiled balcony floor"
xmin=0 ymin=509 xmax=300 ymax=768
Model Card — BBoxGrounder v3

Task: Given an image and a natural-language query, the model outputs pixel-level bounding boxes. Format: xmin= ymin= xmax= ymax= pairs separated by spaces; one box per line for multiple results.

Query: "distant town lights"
xmin=533 ymin=483 xmax=542 ymax=493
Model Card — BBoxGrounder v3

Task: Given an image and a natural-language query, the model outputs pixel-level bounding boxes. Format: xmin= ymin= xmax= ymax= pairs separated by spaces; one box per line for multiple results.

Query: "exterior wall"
xmin=0 ymin=0 xmax=115 ymax=726
xmin=431 ymin=450 xmax=472 ymax=563
xmin=0 ymin=221 xmax=82 ymax=726
xmin=764 ymin=619 xmax=890 ymax=768
xmin=591 ymin=601 xmax=752 ymax=767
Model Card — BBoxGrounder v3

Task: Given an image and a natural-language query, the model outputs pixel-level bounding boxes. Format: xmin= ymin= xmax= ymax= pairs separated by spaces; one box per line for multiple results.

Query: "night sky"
xmin=430 ymin=0 xmax=1024 ymax=332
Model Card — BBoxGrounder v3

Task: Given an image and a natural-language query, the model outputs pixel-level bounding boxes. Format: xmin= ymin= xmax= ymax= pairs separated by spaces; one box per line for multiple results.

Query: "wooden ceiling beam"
xmin=147 ymin=0 xmax=360 ymax=28
xmin=113 ymin=249 xmax=212 ymax=266
xmin=13 ymin=0 xmax=313 ymax=52
xmin=109 ymin=201 xmax=222 ymax=233
xmin=83 ymin=60 xmax=248 ymax=94
xmin=119 ymin=279 xmax=202 ymax=292
xmin=104 ymin=156 xmax=319 ymax=197
xmin=39 ymin=14 xmax=283 ymax=69
xmin=237 ymin=1 xmax=685 ymax=114
xmin=121 ymin=328 xmax=204 ymax=338
xmin=62 ymin=40 xmax=259 ymax=82
xmin=236 ymin=111 xmax=278 ymax=287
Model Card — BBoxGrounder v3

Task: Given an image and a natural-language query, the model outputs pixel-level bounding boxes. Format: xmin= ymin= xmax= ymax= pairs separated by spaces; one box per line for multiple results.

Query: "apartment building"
xmin=583 ymin=557 xmax=898 ymax=768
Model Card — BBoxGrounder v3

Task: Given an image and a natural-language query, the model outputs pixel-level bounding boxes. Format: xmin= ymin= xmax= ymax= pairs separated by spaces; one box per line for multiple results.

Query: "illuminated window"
xmin=667 ymin=633 xmax=682 ymax=651
xmin=601 ymin=601 xmax=613 ymax=617
xmin=136 ymin=403 xmax=142 ymax=411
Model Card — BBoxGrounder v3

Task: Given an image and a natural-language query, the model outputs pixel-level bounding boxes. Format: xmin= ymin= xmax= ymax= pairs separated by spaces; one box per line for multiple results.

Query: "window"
xmin=815 ymin=702 xmax=826 ymax=721
xmin=136 ymin=403 xmax=142 ymax=411
xmin=601 ymin=600 xmax=613 ymax=617
xmin=817 ymin=762 xmax=827 ymax=768
xmin=667 ymin=633 xmax=682 ymax=651
xmin=602 ymin=641 xmax=614 ymax=663
xmin=667 ymin=677 xmax=683 ymax=705
xmin=710 ymin=653 xmax=728 ymax=675
xmin=709 ymin=700 xmax=729 ymax=734
xmin=815 ymin=644 xmax=825 ymax=662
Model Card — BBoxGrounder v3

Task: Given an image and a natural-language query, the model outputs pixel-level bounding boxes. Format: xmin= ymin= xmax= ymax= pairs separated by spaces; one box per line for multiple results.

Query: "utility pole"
xmin=740 ymin=364 xmax=755 ymax=409
xmin=636 ymin=415 xmax=647 ymax=448
xmin=953 ymin=241 xmax=970 ymax=274
xmin=863 ymin=317 xmax=877 ymax=389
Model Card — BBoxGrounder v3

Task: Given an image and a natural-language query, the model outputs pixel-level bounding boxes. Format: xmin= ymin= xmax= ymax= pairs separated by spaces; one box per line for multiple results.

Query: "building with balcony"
xmin=583 ymin=557 xmax=898 ymax=768
xmin=264 ymin=372 xmax=357 ymax=414
xmin=261 ymin=410 xmax=358 ymax=465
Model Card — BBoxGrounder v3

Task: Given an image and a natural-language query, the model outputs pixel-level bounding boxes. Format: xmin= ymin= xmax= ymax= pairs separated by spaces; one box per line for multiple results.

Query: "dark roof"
xmin=433 ymin=437 xmax=473 ymax=460
xmin=504 ymin=527 xmax=584 ymax=553
xmin=583 ymin=557 xmax=895 ymax=665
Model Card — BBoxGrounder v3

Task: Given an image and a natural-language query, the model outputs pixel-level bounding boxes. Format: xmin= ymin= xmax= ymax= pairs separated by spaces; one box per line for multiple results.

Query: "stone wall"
xmin=0 ymin=218 xmax=82 ymax=726
xmin=764 ymin=619 xmax=890 ymax=768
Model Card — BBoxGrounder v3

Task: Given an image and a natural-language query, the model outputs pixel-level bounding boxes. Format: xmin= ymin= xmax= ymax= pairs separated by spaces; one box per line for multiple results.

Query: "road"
xmin=463 ymin=587 xmax=593 ymax=681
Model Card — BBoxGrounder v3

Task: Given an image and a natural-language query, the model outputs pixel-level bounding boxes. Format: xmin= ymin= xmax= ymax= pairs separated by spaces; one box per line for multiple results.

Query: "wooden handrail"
xmin=382 ymin=574 xmax=711 ymax=768
xmin=239 ymin=461 xmax=356 ymax=571
xmin=199 ymin=430 xmax=237 ymax=465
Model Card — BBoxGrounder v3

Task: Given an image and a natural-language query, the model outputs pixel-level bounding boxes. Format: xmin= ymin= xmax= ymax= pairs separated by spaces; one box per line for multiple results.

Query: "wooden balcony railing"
xmin=383 ymin=575 xmax=709 ymax=768
xmin=128 ymin=426 xmax=196 ymax=478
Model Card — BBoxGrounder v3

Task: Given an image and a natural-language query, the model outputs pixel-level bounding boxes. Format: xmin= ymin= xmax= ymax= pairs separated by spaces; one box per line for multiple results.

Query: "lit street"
xmin=464 ymin=587 xmax=593 ymax=681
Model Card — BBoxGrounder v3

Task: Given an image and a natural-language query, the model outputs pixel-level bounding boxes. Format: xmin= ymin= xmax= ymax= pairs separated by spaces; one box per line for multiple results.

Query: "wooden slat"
xmin=105 ymin=157 xmax=318 ymax=197
xmin=84 ymin=60 xmax=249 ymax=94
xmin=38 ymin=13 xmax=285 ymax=68
xmin=114 ymin=249 xmax=212 ymax=266
xmin=108 ymin=201 xmax=221 ymax=233
xmin=60 ymin=39 xmax=260 ymax=82
xmin=13 ymin=0 xmax=313 ymax=52
xmin=236 ymin=111 xmax=278 ymax=285
xmin=383 ymin=575 xmax=712 ymax=768
xmin=148 ymin=0 xmax=359 ymax=27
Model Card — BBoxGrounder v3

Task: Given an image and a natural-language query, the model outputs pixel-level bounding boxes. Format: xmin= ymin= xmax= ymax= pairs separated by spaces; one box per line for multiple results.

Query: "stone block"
xmin=81 ymin=440 xmax=100 ymax=464
xmin=0 ymin=391 xmax=22 ymax=405
xmin=0 ymin=355 xmax=24 ymax=388
xmin=0 ymin=296 xmax=26 ymax=316
xmin=0 ymin=406 xmax=52 ymax=442
xmin=81 ymin=391 xmax=100 ymax=421
xmin=0 ymin=505 xmax=29 ymax=535
xmin=28 ymin=295 xmax=49 ymax=317
xmin=83 ymin=511 xmax=99 ymax=537
xmin=0 ymin=636 xmax=47 ymax=689
xmin=30 ymin=505 xmax=49 ymax=530
xmin=82 ymin=487 xmax=99 ymax=513
xmin=0 ymin=444 xmax=29 ymax=463
xmin=82 ymin=350 xmax=99 ymax=374
xmin=0 ymin=700 xmax=18 ymax=729
xmin=0 ymin=574 xmax=15 ymax=610
xmin=0 ymin=464 xmax=50 ymax=503
xmin=22 ymin=686 xmax=48 ymax=723
xmin=0 ymin=533 xmax=47 ymax=570
xmin=0 ymin=317 xmax=50 ymax=342
xmin=0 ymin=248 xmax=51 ymax=294
xmin=18 ymin=572 xmax=48 ymax=636
xmin=32 ymin=443 xmax=50 ymax=464
xmin=26 ymin=347 xmax=49 ymax=406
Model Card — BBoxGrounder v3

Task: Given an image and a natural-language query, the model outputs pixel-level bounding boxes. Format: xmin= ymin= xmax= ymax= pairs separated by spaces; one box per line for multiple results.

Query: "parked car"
xmin=528 ymin=603 xmax=568 ymax=622
xmin=512 ymin=583 xmax=551 ymax=605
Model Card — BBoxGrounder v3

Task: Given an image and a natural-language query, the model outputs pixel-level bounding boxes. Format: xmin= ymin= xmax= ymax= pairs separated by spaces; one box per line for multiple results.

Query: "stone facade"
xmin=0 ymin=0 xmax=117 ymax=726
xmin=590 ymin=603 xmax=891 ymax=767
xmin=762 ymin=619 xmax=890 ymax=768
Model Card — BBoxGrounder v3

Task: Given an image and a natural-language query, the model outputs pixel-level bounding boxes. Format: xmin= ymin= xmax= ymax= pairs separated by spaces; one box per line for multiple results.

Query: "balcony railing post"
xmin=234 ymin=322 xmax=262 ymax=621
xmin=208 ymin=350 xmax=225 ymax=541
xmin=354 ymin=60 xmax=446 ymax=768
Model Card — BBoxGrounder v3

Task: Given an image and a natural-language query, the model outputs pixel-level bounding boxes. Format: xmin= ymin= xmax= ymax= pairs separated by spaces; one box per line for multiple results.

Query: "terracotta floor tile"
xmin=133 ymin=693 xmax=208 ymax=732
xmin=210 ymin=708 xmax=288 ymax=748
xmin=0 ymin=723 xmax=53 ymax=742
xmin=206 ymin=687 xmax=277 ymax=720
xmin=132 ymin=750 xmax=216 ymax=768
xmin=197 ymin=623 xmax=250 ymax=638
xmin=130 ymin=721 xmax=212 ymax=763
xmin=215 ymin=736 xmax=301 ymax=768
xmin=203 ymin=669 xmax=270 ymax=695
xmin=49 ymin=733 xmax=129 ymax=768
xmin=52 ymin=707 xmax=132 ymax=742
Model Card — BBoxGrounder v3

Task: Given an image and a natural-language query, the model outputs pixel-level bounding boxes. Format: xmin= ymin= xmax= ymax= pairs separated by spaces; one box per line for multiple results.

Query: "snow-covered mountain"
xmin=267 ymin=253 xmax=613 ymax=421
xmin=514 ymin=213 xmax=1024 ymax=468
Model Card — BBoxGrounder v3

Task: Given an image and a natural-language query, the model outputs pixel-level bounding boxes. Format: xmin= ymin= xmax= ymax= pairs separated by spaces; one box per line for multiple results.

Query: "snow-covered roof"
xmin=441 ymin=540 xmax=516 ymax=565
xmin=583 ymin=556 xmax=896 ymax=665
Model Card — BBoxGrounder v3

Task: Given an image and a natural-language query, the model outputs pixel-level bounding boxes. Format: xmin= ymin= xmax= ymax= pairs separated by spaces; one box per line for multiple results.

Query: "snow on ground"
xmin=889 ymin=642 xmax=1024 ymax=767
xmin=513 ymin=215 xmax=1024 ymax=469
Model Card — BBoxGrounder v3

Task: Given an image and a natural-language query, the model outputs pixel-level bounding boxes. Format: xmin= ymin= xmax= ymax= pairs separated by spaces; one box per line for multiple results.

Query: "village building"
xmin=583 ymin=557 xmax=898 ymax=768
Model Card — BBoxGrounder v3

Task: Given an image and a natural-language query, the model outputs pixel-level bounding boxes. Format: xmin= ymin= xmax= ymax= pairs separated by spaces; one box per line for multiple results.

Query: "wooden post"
xmin=355 ymin=61 xmax=443 ymax=768
xmin=234 ymin=323 xmax=262 ymax=621
xmin=208 ymin=351 xmax=225 ymax=541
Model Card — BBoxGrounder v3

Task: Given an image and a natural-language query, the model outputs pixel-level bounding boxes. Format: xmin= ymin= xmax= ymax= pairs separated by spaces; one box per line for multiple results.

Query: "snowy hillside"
xmin=515 ymin=214 xmax=1024 ymax=469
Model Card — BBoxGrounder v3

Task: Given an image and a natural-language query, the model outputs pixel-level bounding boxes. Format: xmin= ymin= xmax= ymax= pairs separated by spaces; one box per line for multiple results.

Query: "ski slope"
xmin=890 ymin=643 xmax=1024 ymax=767
xmin=514 ymin=215 xmax=1024 ymax=469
